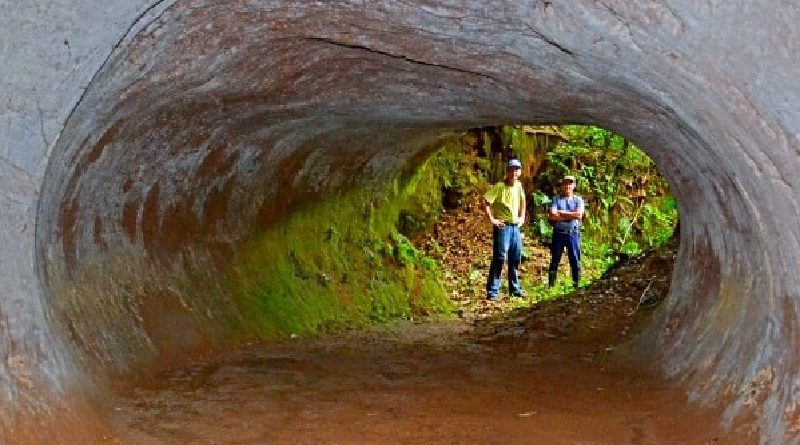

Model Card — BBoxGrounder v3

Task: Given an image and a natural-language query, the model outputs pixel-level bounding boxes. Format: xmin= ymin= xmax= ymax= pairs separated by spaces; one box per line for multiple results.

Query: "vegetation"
xmin=397 ymin=138 xmax=486 ymax=238
xmin=229 ymin=165 xmax=458 ymax=339
xmin=527 ymin=125 xmax=678 ymax=255
xmin=435 ymin=124 xmax=679 ymax=299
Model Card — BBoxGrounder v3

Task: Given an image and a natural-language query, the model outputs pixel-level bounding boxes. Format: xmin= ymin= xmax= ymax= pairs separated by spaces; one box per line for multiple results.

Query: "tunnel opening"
xmin=395 ymin=124 xmax=680 ymax=311
xmin=88 ymin=126 xmax=696 ymax=441
xmin=38 ymin=119 xmax=681 ymax=374
xmin=39 ymin=118 xmax=700 ymax=444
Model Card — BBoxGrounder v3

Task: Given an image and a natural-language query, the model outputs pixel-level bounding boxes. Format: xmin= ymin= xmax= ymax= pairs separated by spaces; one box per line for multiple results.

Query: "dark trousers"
xmin=486 ymin=224 xmax=522 ymax=296
xmin=549 ymin=231 xmax=581 ymax=286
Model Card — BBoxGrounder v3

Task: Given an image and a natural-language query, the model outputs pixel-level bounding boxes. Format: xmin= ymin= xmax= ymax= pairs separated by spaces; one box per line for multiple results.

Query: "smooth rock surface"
xmin=2 ymin=1 xmax=799 ymax=443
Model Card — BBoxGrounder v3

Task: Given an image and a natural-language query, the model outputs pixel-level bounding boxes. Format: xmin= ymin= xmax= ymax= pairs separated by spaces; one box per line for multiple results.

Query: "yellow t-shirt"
xmin=484 ymin=181 xmax=525 ymax=224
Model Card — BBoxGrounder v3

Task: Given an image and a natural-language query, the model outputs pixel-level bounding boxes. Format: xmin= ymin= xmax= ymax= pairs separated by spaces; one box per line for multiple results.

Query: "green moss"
xmin=227 ymin=171 xmax=454 ymax=340
xmin=504 ymin=125 xmax=538 ymax=162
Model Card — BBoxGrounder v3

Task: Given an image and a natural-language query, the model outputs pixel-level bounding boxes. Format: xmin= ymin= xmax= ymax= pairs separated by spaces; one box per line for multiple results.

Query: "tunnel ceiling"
xmin=2 ymin=1 xmax=799 ymax=444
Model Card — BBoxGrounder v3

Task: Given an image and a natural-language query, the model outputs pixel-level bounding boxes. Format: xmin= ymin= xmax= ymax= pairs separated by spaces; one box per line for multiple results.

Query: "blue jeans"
xmin=486 ymin=224 xmax=522 ymax=296
xmin=549 ymin=230 xmax=581 ymax=285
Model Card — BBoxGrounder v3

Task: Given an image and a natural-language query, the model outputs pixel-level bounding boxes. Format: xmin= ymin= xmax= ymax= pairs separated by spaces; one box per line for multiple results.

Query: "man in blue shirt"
xmin=548 ymin=175 xmax=584 ymax=288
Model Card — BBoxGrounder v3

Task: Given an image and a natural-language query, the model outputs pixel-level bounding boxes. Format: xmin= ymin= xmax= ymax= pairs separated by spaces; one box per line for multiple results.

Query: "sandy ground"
xmin=108 ymin=312 xmax=755 ymax=445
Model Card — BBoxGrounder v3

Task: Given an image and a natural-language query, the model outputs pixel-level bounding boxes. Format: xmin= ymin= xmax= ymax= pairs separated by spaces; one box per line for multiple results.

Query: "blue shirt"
xmin=551 ymin=195 xmax=584 ymax=232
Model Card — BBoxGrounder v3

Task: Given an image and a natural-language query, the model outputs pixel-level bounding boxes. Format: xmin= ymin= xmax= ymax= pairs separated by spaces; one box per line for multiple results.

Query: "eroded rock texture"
xmin=2 ymin=1 xmax=799 ymax=443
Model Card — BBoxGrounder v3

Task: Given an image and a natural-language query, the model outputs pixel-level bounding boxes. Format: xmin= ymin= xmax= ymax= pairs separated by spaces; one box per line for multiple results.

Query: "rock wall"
xmin=2 ymin=1 xmax=799 ymax=443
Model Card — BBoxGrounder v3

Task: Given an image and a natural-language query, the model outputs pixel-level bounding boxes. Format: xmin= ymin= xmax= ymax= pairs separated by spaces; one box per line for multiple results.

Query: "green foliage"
xmin=397 ymin=137 xmax=485 ymax=238
xmin=516 ymin=275 xmax=584 ymax=305
xmin=398 ymin=209 xmax=430 ymax=237
xmin=229 ymin=178 xmax=453 ymax=340
xmin=503 ymin=126 xmax=539 ymax=163
xmin=580 ymin=238 xmax=619 ymax=279
xmin=530 ymin=190 xmax=553 ymax=238
xmin=530 ymin=125 xmax=678 ymax=257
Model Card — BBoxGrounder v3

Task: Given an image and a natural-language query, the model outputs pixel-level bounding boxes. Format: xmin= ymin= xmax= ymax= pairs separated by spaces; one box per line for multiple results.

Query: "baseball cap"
xmin=563 ymin=175 xmax=576 ymax=182
xmin=507 ymin=159 xmax=522 ymax=169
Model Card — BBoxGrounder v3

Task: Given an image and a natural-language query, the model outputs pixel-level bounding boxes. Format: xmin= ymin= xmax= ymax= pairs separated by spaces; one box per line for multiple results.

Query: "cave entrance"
xmin=398 ymin=124 xmax=678 ymax=322
xmin=109 ymin=127 xmax=710 ymax=445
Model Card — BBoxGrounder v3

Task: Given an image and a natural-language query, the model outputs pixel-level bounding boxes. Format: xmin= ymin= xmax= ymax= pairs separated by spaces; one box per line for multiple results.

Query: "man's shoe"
xmin=510 ymin=290 xmax=527 ymax=298
xmin=486 ymin=294 xmax=500 ymax=301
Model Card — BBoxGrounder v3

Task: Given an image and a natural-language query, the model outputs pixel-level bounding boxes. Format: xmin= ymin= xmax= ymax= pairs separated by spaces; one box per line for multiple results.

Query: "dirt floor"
xmin=107 ymin=251 xmax=757 ymax=444
xmin=107 ymin=195 xmax=756 ymax=444
xmin=109 ymin=313 xmax=754 ymax=445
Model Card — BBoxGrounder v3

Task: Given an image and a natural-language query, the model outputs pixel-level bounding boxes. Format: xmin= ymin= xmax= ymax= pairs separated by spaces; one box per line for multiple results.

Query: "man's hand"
xmin=491 ymin=217 xmax=506 ymax=227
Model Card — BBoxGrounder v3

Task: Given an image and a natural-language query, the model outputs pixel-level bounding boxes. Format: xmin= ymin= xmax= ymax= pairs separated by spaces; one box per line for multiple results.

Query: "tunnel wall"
xmin=1 ymin=2 xmax=179 ymax=442
xmin=3 ymin=1 xmax=800 ymax=444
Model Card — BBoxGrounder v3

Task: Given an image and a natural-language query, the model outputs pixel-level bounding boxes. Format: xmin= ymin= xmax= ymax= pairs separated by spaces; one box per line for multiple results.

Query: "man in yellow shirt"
xmin=484 ymin=158 xmax=526 ymax=301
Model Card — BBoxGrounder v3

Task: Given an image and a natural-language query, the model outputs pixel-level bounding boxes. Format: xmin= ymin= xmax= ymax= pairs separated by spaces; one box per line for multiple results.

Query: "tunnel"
xmin=2 ymin=1 xmax=800 ymax=444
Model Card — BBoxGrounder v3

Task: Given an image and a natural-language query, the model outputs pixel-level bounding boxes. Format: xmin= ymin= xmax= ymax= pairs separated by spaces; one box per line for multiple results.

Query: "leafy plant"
xmin=525 ymin=124 xmax=677 ymax=258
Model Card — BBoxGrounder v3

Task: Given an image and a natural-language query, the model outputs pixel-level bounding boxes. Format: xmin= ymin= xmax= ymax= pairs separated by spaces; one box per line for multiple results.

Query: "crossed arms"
xmin=548 ymin=207 xmax=583 ymax=223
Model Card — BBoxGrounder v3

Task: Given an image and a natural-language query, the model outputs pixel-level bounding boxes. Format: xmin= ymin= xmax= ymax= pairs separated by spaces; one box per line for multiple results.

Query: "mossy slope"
xmin=228 ymin=161 xmax=457 ymax=339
